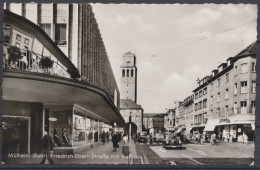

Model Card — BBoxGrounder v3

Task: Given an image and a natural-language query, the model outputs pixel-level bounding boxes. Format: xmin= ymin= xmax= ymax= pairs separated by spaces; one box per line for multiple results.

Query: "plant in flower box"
xmin=7 ymin=46 xmax=22 ymax=68
xmin=39 ymin=57 xmax=54 ymax=73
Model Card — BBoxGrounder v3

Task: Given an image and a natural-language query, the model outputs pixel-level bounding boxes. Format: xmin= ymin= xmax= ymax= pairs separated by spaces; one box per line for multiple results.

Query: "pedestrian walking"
xmin=232 ymin=133 xmax=236 ymax=143
xmin=199 ymin=134 xmax=204 ymax=144
xmin=40 ymin=131 xmax=54 ymax=164
xmin=112 ymin=133 xmax=118 ymax=151
xmin=150 ymin=133 xmax=153 ymax=144
xmin=123 ymin=134 xmax=128 ymax=146
xmin=211 ymin=133 xmax=216 ymax=145
xmin=101 ymin=131 xmax=106 ymax=145
xmin=106 ymin=132 xmax=109 ymax=143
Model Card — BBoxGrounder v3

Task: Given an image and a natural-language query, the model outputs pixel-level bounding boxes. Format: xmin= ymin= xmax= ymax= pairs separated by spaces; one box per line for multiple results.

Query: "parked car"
xmin=163 ymin=135 xmax=183 ymax=149
xmin=154 ymin=133 xmax=165 ymax=143
xmin=139 ymin=132 xmax=148 ymax=143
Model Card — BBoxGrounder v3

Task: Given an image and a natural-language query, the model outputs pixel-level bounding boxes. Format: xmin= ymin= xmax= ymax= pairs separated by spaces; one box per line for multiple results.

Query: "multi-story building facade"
xmin=120 ymin=99 xmax=143 ymax=133
xmin=205 ymin=42 xmax=256 ymax=142
xmin=167 ymin=42 xmax=256 ymax=143
xmin=182 ymin=94 xmax=194 ymax=129
xmin=4 ymin=3 xmax=120 ymax=106
xmin=164 ymin=109 xmax=175 ymax=132
xmin=174 ymin=101 xmax=183 ymax=127
xmin=3 ymin=3 xmax=124 ymax=160
xmin=144 ymin=113 xmax=167 ymax=134
xmin=192 ymin=76 xmax=211 ymax=133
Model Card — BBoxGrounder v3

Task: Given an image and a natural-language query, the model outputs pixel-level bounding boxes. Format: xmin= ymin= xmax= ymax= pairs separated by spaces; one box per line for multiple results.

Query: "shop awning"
xmin=3 ymin=71 xmax=125 ymax=126
xmin=204 ymin=124 xmax=216 ymax=132
xmin=185 ymin=126 xmax=193 ymax=133
xmin=176 ymin=127 xmax=186 ymax=133
xmin=204 ymin=119 xmax=219 ymax=132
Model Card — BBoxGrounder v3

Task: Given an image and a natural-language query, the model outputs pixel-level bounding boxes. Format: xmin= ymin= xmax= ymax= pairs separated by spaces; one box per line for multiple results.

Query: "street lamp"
xmin=129 ymin=112 xmax=132 ymax=141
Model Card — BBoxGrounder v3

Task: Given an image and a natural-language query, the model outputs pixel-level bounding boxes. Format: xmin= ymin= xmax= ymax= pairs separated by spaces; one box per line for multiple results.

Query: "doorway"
xmin=2 ymin=116 xmax=30 ymax=154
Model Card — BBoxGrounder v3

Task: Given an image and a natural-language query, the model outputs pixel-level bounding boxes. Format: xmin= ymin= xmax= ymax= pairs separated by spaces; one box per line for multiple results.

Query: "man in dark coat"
xmin=112 ymin=133 xmax=118 ymax=151
xmin=40 ymin=131 xmax=54 ymax=164
xmin=101 ymin=131 xmax=106 ymax=145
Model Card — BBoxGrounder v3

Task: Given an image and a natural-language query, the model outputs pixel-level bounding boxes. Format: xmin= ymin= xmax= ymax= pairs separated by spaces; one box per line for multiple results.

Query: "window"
xmin=203 ymin=99 xmax=207 ymax=108
xmin=235 ymin=66 xmax=238 ymax=75
xmin=241 ymin=101 xmax=247 ymax=114
xmin=234 ymin=102 xmax=238 ymax=114
xmin=234 ymin=83 xmax=238 ymax=95
xmin=217 ymin=108 xmax=220 ymax=116
xmin=199 ymin=90 xmax=202 ymax=97
xmin=225 ymin=106 xmax=229 ymax=117
xmin=195 ymin=103 xmax=198 ymax=111
xmin=16 ymin=34 xmax=21 ymax=41
xmin=127 ymin=69 xmax=129 ymax=77
xmin=225 ymin=73 xmax=229 ymax=82
xmin=195 ymin=93 xmax=198 ymax=99
xmin=217 ymin=78 xmax=220 ymax=87
xmin=241 ymin=63 xmax=248 ymax=73
xmin=203 ymin=113 xmax=207 ymax=124
xmin=15 ymin=42 xmax=20 ymax=48
xmin=217 ymin=92 xmax=220 ymax=102
xmin=241 ymin=81 xmax=248 ymax=93
xmin=203 ymin=88 xmax=207 ymax=95
xmin=55 ymin=24 xmax=67 ymax=45
xmin=210 ymin=96 xmax=213 ymax=105
xmin=252 ymin=81 xmax=256 ymax=93
xmin=24 ymin=38 xmax=29 ymax=45
xmin=211 ymin=83 xmax=213 ymax=91
xmin=225 ymin=89 xmax=229 ymax=99
xmin=40 ymin=24 xmax=51 ymax=38
xmin=252 ymin=101 xmax=256 ymax=114
xmin=131 ymin=69 xmax=134 ymax=77
xmin=241 ymin=100 xmax=247 ymax=107
xmin=122 ymin=69 xmax=125 ymax=77
xmin=252 ymin=62 xmax=256 ymax=72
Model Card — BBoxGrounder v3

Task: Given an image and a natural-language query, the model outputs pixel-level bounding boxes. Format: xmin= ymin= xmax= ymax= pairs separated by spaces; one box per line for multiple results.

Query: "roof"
xmin=143 ymin=113 xmax=167 ymax=117
xmin=120 ymin=99 xmax=142 ymax=109
xmin=235 ymin=41 xmax=256 ymax=57
xmin=124 ymin=51 xmax=135 ymax=56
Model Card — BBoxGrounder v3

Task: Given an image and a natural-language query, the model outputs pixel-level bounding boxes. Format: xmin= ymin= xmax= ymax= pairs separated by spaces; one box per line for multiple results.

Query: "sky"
xmin=91 ymin=4 xmax=257 ymax=113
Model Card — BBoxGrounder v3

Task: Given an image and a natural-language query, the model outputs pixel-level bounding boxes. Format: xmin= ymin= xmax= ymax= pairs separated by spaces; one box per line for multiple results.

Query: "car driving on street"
xmin=139 ymin=132 xmax=148 ymax=143
xmin=163 ymin=134 xmax=183 ymax=149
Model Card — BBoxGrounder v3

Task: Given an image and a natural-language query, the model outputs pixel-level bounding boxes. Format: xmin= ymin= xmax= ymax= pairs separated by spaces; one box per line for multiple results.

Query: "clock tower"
xmin=121 ymin=51 xmax=137 ymax=102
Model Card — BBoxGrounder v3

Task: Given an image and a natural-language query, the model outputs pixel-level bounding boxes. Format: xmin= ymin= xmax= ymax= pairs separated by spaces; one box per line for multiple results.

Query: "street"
xmin=3 ymin=138 xmax=254 ymax=166
xmin=135 ymin=141 xmax=254 ymax=166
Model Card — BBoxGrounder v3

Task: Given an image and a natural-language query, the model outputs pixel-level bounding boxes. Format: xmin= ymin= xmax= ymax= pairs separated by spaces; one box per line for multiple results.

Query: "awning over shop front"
xmin=176 ymin=126 xmax=186 ymax=134
xmin=185 ymin=126 xmax=193 ymax=133
xmin=204 ymin=119 xmax=219 ymax=132
xmin=190 ymin=125 xmax=205 ymax=132
xmin=3 ymin=71 xmax=125 ymax=126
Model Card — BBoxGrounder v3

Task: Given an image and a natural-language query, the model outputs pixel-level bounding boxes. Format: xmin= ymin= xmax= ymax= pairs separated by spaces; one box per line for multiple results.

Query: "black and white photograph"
xmin=1 ymin=2 xmax=257 ymax=166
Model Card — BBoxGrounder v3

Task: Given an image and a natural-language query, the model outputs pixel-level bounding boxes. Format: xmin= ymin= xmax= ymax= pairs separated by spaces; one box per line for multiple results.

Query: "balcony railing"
xmin=3 ymin=45 xmax=71 ymax=78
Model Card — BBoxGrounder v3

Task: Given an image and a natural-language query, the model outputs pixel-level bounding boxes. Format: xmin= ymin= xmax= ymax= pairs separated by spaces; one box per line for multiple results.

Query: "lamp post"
xmin=129 ymin=112 xmax=132 ymax=141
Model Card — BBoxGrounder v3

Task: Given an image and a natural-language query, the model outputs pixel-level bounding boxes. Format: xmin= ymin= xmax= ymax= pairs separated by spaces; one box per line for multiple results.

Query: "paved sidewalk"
xmin=3 ymin=139 xmax=140 ymax=165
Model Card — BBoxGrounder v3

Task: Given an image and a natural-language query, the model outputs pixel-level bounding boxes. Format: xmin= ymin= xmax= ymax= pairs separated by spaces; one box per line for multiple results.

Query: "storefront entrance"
xmin=2 ymin=116 xmax=30 ymax=154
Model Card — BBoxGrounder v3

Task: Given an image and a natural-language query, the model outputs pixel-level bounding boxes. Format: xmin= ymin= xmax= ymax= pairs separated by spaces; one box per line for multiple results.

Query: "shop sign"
xmin=219 ymin=118 xmax=230 ymax=123
xmin=244 ymin=124 xmax=251 ymax=128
